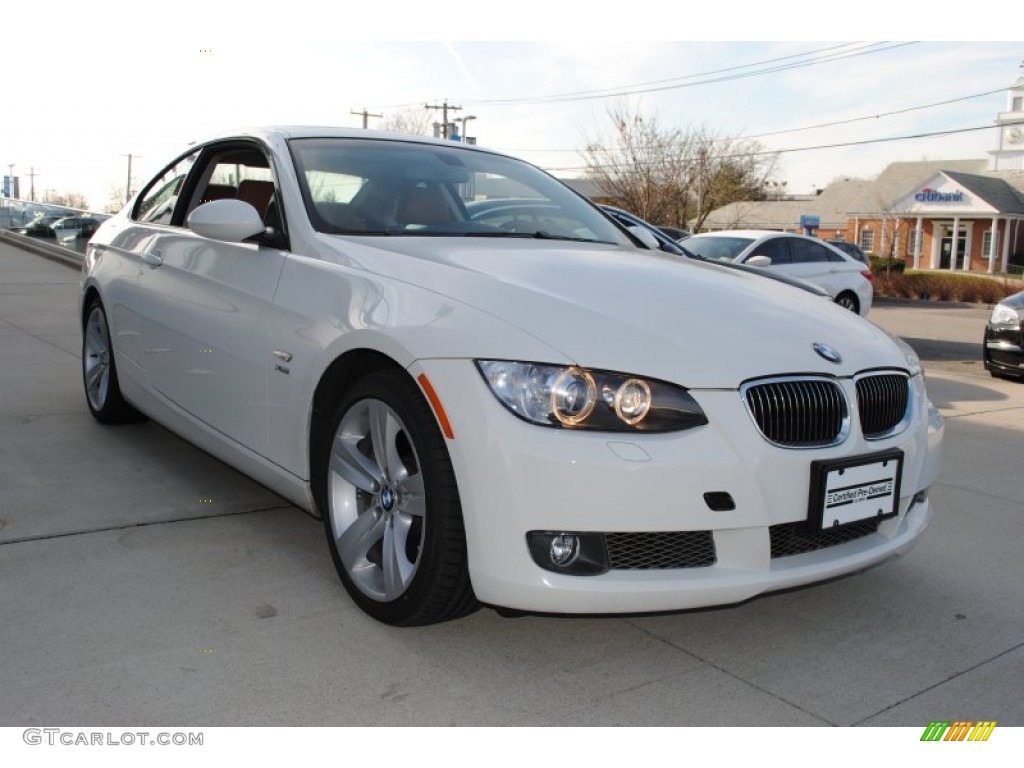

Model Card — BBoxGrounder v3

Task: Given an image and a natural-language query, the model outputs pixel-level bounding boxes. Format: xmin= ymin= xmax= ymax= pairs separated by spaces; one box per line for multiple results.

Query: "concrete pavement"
xmin=1 ymin=238 xmax=1021 ymax=726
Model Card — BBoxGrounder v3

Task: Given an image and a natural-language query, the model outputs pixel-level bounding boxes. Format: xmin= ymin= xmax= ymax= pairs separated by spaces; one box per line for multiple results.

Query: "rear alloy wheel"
xmin=82 ymin=299 xmax=144 ymax=424
xmin=323 ymin=371 xmax=477 ymax=625
xmin=835 ymin=291 xmax=860 ymax=314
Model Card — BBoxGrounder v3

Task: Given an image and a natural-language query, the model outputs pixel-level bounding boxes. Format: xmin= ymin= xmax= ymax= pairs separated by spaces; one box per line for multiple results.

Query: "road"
xmin=1 ymin=237 xmax=1022 ymax=730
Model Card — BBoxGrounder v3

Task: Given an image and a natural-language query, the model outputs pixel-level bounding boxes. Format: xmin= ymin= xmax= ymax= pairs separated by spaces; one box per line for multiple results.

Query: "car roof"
xmin=691 ymin=229 xmax=804 ymax=239
xmin=193 ymin=125 xmax=504 ymax=156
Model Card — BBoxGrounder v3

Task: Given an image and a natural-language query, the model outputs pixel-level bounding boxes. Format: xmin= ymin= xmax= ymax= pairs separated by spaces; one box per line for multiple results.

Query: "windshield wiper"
xmin=465 ymin=231 xmax=606 ymax=244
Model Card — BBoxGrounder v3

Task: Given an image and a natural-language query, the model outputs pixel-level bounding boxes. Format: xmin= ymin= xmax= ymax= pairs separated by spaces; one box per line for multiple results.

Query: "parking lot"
xmin=1 ymin=237 xmax=1022 ymax=728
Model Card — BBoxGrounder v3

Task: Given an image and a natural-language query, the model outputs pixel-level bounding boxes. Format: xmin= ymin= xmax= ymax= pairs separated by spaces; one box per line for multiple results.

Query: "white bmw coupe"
xmin=81 ymin=127 xmax=944 ymax=625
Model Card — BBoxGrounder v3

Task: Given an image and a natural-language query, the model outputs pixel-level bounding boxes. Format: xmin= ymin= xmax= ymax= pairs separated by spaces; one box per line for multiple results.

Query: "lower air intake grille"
xmin=605 ymin=531 xmax=716 ymax=569
xmin=743 ymin=377 xmax=847 ymax=447
xmin=769 ymin=520 xmax=881 ymax=558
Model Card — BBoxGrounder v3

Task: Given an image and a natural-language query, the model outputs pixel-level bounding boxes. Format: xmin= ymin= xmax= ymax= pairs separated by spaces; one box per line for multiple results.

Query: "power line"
xmin=471 ymin=42 xmax=919 ymax=106
xmin=540 ymin=120 xmax=1024 ymax=174
xmin=366 ymin=41 xmax=917 ymax=112
xmin=500 ymin=86 xmax=1009 ymax=154
xmin=741 ymin=88 xmax=1008 ymax=140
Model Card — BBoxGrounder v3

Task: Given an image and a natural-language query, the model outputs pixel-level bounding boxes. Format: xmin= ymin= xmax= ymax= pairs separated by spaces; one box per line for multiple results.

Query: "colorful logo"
xmin=920 ymin=721 xmax=997 ymax=741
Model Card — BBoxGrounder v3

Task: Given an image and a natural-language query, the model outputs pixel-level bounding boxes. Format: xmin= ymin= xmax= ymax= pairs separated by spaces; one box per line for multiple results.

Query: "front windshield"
xmin=288 ymin=138 xmax=627 ymax=244
xmin=681 ymin=236 xmax=754 ymax=262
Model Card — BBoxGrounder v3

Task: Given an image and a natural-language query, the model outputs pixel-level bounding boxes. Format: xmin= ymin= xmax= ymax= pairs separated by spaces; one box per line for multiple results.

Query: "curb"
xmin=0 ymin=230 xmax=84 ymax=270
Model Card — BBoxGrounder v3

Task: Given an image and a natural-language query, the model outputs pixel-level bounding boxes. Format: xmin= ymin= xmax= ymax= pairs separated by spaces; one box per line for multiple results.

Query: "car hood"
xmin=325 ymin=236 xmax=908 ymax=389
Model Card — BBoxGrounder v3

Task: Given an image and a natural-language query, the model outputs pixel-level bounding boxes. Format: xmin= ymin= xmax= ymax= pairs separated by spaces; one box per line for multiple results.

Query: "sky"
xmin=4 ymin=2 xmax=1021 ymax=212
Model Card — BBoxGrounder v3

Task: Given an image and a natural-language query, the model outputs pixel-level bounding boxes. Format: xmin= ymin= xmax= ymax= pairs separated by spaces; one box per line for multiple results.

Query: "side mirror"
xmin=627 ymin=225 xmax=661 ymax=250
xmin=746 ymin=255 xmax=772 ymax=267
xmin=187 ymin=199 xmax=266 ymax=242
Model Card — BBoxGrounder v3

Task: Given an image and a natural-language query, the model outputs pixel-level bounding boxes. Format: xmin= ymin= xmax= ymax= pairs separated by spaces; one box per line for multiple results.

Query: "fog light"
xmin=550 ymin=534 xmax=579 ymax=566
xmin=526 ymin=531 xmax=610 ymax=575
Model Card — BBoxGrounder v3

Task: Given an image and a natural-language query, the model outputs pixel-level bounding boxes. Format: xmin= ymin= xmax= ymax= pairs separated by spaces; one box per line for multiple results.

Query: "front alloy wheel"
xmin=322 ymin=371 xmax=477 ymax=625
xmin=82 ymin=299 xmax=143 ymax=424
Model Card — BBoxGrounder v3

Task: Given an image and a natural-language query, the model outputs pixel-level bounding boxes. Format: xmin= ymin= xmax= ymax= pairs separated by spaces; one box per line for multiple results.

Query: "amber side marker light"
xmin=417 ymin=373 xmax=455 ymax=440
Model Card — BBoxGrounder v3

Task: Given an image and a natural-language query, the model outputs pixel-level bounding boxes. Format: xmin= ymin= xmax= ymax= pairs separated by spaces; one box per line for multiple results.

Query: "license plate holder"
xmin=808 ymin=450 xmax=903 ymax=532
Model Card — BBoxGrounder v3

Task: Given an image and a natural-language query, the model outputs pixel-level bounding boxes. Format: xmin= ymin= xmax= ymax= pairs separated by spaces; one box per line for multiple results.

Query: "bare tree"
xmin=105 ymin=185 xmax=129 ymax=214
xmin=380 ymin=109 xmax=434 ymax=136
xmin=43 ymin=190 xmax=91 ymax=210
xmin=581 ymin=103 xmax=776 ymax=232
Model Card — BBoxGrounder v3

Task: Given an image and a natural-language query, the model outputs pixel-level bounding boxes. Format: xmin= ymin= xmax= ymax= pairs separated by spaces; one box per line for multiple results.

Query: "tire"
xmin=835 ymin=291 xmax=860 ymax=314
xmin=321 ymin=370 xmax=478 ymax=625
xmin=82 ymin=299 xmax=145 ymax=424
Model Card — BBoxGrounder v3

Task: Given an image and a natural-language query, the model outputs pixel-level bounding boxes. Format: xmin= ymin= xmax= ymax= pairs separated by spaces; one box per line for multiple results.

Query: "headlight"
xmin=476 ymin=360 xmax=708 ymax=432
xmin=990 ymin=303 xmax=1021 ymax=328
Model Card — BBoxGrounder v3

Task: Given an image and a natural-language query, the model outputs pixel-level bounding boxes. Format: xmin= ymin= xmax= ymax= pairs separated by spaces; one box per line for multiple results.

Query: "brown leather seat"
xmin=199 ymin=183 xmax=236 ymax=204
xmin=237 ymin=180 xmax=276 ymax=219
xmin=396 ymin=185 xmax=450 ymax=226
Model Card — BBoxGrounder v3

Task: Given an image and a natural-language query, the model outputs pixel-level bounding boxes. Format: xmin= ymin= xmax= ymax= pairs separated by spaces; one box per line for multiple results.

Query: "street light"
xmin=459 ymin=115 xmax=477 ymax=143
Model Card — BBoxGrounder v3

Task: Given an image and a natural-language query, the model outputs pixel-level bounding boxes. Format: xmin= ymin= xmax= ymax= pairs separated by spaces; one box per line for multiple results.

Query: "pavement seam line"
xmin=0 ymin=504 xmax=298 ymax=546
xmin=933 ymin=479 xmax=1024 ymax=509
xmin=0 ymin=316 xmax=82 ymax=361
xmin=623 ymin=619 xmax=837 ymax=726
xmin=941 ymin=406 xmax=1024 ymax=420
xmin=850 ymin=639 xmax=1024 ymax=726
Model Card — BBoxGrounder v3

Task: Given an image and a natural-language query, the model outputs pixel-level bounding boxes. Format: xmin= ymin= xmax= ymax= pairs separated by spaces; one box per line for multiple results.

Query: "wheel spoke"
xmin=336 ymin=507 xmax=386 ymax=571
xmin=382 ymin=515 xmax=414 ymax=599
xmin=370 ymin=400 xmax=412 ymax=484
xmin=86 ymin=321 xmax=105 ymax=354
xmin=85 ymin=360 xmax=105 ymax=393
xmin=330 ymin=434 xmax=382 ymax=494
xmin=397 ymin=472 xmax=426 ymax=518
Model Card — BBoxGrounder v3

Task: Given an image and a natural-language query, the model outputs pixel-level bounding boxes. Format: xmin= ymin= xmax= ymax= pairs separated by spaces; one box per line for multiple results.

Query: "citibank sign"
xmin=915 ymin=187 xmax=965 ymax=203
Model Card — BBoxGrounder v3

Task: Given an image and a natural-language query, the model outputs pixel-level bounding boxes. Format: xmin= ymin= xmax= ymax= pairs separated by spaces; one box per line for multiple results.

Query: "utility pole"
xmin=27 ymin=167 xmax=39 ymax=202
xmin=424 ymin=99 xmax=462 ymax=139
xmin=122 ymin=154 xmax=140 ymax=202
xmin=350 ymin=108 xmax=383 ymax=129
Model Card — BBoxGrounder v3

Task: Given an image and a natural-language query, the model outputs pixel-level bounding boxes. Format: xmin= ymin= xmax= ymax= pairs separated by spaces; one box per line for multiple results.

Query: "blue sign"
xmin=800 ymin=215 xmax=820 ymax=229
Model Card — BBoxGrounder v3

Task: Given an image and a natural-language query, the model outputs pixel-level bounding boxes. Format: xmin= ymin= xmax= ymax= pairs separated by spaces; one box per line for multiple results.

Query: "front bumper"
xmin=414 ymin=359 xmax=944 ymax=614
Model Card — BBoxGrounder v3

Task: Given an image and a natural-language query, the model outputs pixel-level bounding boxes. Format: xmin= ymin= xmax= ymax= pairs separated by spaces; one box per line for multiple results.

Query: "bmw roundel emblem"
xmin=380 ymin=486 xmax=395 ymax=511
xmin=812 ymin=342 xmax=842 ymax=364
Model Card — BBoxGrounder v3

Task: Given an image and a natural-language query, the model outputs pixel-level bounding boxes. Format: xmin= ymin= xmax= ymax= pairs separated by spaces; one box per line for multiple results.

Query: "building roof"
xmin=868 ymin=159 xmax=988 ymax=208
xmin=700 ymin=159 xmax=1024 ymax=231
xmin=946 ymin=171 xmax=1024 ymax=214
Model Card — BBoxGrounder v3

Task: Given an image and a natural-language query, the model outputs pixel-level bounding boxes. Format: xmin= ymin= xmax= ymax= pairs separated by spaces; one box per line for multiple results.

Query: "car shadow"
xmin=902 ymin=336 xmax=981 ymax=362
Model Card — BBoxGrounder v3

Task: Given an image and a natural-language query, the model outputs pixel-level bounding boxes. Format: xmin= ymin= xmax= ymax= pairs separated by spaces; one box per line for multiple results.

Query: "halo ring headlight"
xmin=551 ymin=367 xmax=597 ymax=426
xmin=614 ymin=378 xmax=652 ymax=425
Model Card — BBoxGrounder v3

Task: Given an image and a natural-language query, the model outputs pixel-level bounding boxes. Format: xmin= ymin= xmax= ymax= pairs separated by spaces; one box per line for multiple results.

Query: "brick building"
xmin=700 ymin=71 xmax=1024 ymax=274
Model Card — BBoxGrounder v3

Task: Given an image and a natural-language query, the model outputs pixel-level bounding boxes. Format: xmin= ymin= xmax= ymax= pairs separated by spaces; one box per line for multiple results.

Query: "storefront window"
xmin=906 ymin=229 xmax=918 ymax=257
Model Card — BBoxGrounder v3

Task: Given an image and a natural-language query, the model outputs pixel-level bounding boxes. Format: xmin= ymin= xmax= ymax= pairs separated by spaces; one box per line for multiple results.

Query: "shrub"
xmin=870 ymin=257 xmax=905 ymax=274
xmin=873 ymin=270 xmax=1024 ymax=304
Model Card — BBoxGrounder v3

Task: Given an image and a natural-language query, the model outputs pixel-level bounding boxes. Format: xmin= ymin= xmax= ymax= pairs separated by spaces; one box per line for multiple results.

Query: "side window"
xmin=791 ymin=239 xmax=836 ymax=263
xmin=751 ymin=238 xmax=791 ymax=264
xmin=132 ymin=150 xmax=200 ymax=225
xmin=187 ymin=145 xmax=278 ymax=225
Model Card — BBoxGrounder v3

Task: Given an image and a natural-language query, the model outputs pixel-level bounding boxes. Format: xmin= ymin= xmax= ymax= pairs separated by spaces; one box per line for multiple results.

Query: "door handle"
xmin=142 ymin=250 xmax=163 ymax=267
